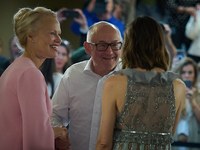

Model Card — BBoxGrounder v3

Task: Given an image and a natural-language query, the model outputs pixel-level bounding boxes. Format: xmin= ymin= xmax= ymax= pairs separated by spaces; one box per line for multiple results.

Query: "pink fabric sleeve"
xmin=17 ymin=68 xmax=54 ymax=150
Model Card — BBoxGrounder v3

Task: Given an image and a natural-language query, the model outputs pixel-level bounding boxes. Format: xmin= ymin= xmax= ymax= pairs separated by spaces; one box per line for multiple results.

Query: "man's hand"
xmin=54 ymin=126 xmax=71 ymax=150
xmin=53 ymin=126 xmax=67 ymax=139
xmin=55 ymin=136 xmax=71 ymax=150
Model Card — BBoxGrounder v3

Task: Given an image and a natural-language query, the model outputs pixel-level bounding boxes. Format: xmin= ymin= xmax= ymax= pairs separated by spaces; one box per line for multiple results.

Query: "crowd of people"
xmin=1 ymin=0 xmax=200 ymax=150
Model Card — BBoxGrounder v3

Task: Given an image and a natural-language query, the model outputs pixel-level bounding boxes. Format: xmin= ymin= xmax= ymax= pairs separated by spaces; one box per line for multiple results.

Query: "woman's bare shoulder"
xmin=105 ymin=74 xmax=127 ymax=84
xmin=104 ymin=74 xmax=127 ymax=90
xmin=173 ymin=78 xmax=186 ymax=90
xmin=173 ymin=78 xmax=186 ymax=99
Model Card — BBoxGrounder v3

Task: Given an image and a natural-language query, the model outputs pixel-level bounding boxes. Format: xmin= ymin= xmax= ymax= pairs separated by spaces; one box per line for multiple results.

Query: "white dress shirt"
xmin=51 ymin=59 xmax=121 ymax=150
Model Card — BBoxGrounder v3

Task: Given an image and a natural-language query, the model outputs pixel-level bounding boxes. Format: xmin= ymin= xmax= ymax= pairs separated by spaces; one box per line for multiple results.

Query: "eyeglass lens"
xmin=97 ymin=43 xmax=122 ymax=51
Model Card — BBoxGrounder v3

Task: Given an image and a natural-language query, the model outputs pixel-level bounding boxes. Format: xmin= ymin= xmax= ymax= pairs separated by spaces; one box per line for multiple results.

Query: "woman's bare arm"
xmin=172 ymin=79 xmax=186 ymax=136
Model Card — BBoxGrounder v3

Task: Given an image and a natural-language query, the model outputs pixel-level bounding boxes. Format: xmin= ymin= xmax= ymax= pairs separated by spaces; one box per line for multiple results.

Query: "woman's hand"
xmin=54 ymin=126 xmax=71 ymax=150
xmin=185 ymin=87 xmax=196 ymax=102
xmin=185 ymin=87 xmax=200 ymax=123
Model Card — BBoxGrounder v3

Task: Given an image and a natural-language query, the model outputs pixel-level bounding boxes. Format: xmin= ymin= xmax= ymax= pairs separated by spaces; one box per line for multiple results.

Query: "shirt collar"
xmin=83 ymin=58 xmax=93 ymax=72
xmin=108 ymin=58 xmax=122 ymax=76
xmin=83 ymin=58 xmax=122 ymax=76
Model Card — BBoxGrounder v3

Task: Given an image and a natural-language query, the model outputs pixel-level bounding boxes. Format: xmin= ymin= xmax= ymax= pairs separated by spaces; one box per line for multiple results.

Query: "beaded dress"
xmin=113 ymin=68 xmax=179 ymax=150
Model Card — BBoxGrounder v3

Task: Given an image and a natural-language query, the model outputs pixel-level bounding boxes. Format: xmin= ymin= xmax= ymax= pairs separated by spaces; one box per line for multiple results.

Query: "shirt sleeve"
xmin=70 ymin=21 xmax=81 ymax=35
xmin=51 ymin=72 xmax=70 ymax=127
xmin=17 ymin=68 xmax=54 ymax=150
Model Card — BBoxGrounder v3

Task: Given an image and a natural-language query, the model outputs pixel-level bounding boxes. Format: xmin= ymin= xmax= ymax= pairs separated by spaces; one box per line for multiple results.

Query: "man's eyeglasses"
xmin=88 ymin=42 xmax=122 ymax=51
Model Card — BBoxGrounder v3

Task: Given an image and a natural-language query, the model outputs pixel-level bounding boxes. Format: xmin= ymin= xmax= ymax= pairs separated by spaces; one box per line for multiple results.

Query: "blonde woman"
xmin=173 ymin=57 xmax=200 ymax=149
xmin=0 ymin=7 xmax=69 ymax=150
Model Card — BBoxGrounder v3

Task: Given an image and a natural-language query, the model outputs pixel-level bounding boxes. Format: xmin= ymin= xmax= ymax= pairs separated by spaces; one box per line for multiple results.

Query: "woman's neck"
xmin=56 ymin=68 xmax=63 ymax=74
xmin=21 ymin=51 xmax=45 ymax=69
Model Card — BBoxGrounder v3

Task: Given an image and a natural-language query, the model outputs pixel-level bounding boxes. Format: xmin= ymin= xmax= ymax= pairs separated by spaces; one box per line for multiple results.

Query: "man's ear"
xmin=84 ymin=42 xmax=91 ymax=55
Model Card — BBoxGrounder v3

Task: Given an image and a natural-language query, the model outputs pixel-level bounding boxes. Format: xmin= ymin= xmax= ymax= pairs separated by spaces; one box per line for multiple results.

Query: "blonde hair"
xmin=14 ymin=7 xmax=57 ymax=50
xmin=174 ymin=57 xmax=198 ymax=88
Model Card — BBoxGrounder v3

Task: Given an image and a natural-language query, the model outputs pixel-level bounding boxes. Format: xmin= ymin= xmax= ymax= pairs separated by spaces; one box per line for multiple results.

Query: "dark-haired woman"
xmin=96 ymin=16 xmax=186 ymax=150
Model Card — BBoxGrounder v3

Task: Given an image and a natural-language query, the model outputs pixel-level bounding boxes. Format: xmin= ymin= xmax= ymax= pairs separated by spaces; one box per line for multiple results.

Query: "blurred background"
xmin=1 ymin=0 xmax=200 ymax=149
xmin=0 ymin=0 xmax=86 ymax=58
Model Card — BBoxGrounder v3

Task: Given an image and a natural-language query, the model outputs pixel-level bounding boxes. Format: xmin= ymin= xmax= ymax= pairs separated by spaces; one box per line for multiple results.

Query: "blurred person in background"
xmin=112 ymin=0 xmax=131 ymax=25
xmin=166 ymin=0 xmax=198 ymax=53
xmin=9 ymin=35 xmax=22 ymax=62
xmin=135 ymin=0 xmax=167 ymax=22
xmin=173 ymin=57 xmax=200 ymax=150
xmin=113 ymin=0 xmax=137 ymax=26
xmin=55 ymin=39 xmax=72 ymax=74
xmin=0 ymin=38 xmax=10 ymax=76
xmin=57 ymin=0 xmax=125 ymax=46
xmin=159 ymin=22 xmax=177 ymax=68
xmin=112 ymin=0 xmax=123 ymax=20
xmin=70 ymin=46 xmax=91 ymax=64
xmin=185 ymin=2 xmax=200 ymax=63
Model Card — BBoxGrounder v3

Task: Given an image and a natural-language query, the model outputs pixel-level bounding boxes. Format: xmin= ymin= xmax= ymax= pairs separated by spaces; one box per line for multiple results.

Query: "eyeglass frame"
xmin=87 ymin=42 xmax=122 ymax=51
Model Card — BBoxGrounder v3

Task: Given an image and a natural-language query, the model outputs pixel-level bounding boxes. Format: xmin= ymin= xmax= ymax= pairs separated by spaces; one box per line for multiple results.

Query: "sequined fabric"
xmin=113 ymin=68 xmax=179 ymax=150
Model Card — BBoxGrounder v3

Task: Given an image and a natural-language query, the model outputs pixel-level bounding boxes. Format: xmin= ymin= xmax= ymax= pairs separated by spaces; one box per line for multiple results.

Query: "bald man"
xmin=51 ymin=21 xmax=123 ymax=150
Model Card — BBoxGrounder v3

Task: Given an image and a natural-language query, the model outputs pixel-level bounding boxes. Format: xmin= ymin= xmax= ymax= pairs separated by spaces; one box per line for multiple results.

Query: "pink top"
xmin=0 ymin=57 xmax=54 ymax=150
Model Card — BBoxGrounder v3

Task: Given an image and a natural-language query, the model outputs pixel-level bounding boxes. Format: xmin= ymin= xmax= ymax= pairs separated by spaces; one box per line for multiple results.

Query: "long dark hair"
xmin=122 ymin=16 xmax=170 ymax=71
xmin=40 ymin=58 xmax=56 ymax=98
